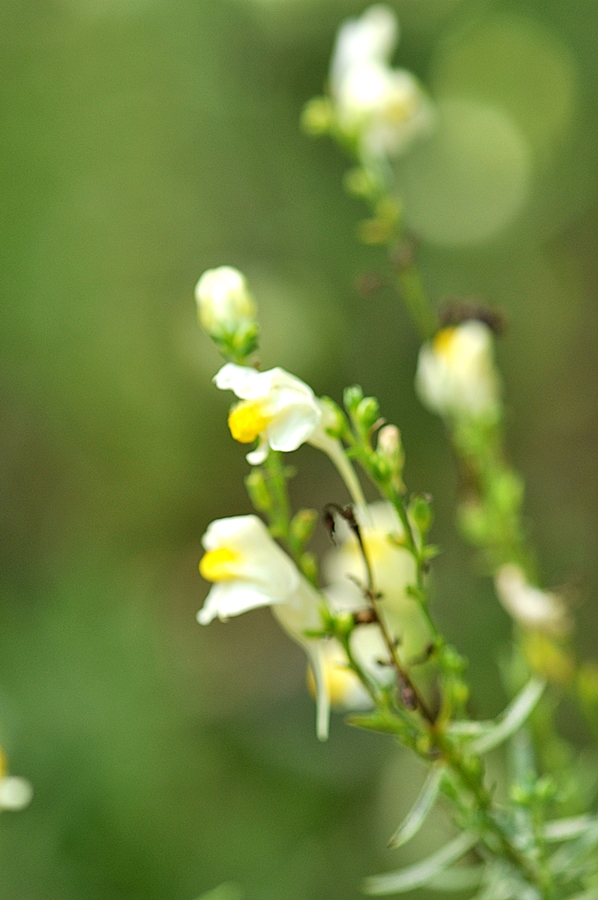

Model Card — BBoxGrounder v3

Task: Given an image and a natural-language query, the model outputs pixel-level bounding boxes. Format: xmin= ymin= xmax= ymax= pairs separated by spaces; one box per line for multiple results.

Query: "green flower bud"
xmin=343 ymin=167 xmax=378 ymax=200
xmin=343 ymin=384 xmax=364 ymax=415
xmin=355 ymin=396 xmax=380 ymax=433
xmin=290 ymin=508 xmax=318 ymax=548
xmin=409 ymin=493 xmax=434 ymax=539
xmin=301 ymin=97 xmax=333 ymax=135
xmin=245 ymin=469 xmax=271 ymax=514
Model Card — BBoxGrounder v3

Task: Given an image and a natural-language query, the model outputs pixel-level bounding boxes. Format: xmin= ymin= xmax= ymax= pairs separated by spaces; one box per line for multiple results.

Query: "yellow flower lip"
xmin=199 ymin=547 xmax=240 ymax=582
xmin=307 ymin=658 xmax=358 ymax=708
xmin=0 ymin=747 xmax=7 ymax=780
xmin=432 ymin=326 xmax=457 ymax=361
xmin=386 ymin=94 xmax=417 ymax=124
xmin=228 ymin=400 xmax=272 ymax=444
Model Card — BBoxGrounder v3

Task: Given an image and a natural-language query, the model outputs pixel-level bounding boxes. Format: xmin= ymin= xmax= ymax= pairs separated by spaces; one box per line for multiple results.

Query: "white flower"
xmin=0 ymin=749 xmax=32 ymax=812
xmin=198 ymin=514 xmax=332 ymax=739
xmin=336 ymin=64 xmax=434 ymax=158
xmin=323 ymin=502 xmax=430 ymax=663
xmin=307 ymin=638 xmax=374 ymax=712
xmin=330 ymin=4 xmax=398 ymax=91
xmin=214 ymin=363 xmax=369 ymax=512
xmin=214 ymin=363 xmax=344 ymax=463
xmin=195 ymin=266 xmax=257 ymax=337
xmin=495 ymin=564 xmax=570 ymax=636
xmin=329 ymin=5 xmax=433 ymax=159
xmin=415 ymin=321 xmax=501 ymax=419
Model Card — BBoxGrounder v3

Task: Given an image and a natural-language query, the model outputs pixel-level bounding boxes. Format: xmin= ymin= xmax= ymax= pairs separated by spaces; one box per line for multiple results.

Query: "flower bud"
xmin=409 ymin=493 xmax=434 ymax=539
xmin=290 ymin=508 xmax=318 ymax=548
xmin=356 ymin=395 xmax=380 ymax=433
xmin=195 ymin=267 xmax=258 ymax=360
xmin=377 ymin=424 xmax=404 ymax=489
xmin=301 ymin=97 xmax=333 ymax=136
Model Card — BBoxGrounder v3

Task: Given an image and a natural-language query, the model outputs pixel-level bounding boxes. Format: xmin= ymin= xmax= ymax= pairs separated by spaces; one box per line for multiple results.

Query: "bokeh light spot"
xmin=430 ymin=14 xmax=578 ymax=163
xmin=395 ymin=97 xmax=532 ymax=246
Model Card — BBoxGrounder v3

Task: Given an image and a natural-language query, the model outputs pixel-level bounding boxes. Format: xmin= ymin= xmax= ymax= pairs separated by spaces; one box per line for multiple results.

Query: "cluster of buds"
xmin=303 ymin=5 xmax=434 ymax=165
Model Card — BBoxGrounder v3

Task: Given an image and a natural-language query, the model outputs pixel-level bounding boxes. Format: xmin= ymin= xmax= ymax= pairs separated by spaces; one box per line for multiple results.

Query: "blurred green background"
xmin=1 ymin=0 xmax=598 ymax=897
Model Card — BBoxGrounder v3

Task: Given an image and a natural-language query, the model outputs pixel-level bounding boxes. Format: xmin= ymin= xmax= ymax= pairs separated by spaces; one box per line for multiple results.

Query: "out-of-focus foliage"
xmin=0 ymin=0 xmax=598 ymax=898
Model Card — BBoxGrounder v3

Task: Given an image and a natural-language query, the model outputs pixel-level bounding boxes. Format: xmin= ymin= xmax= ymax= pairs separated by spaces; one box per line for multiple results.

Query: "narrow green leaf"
xmin=363 ymin=831 xmax=479 ymax=895
xmin=544 ymin=815 xmax=594 ymax=842
xmin=347 ymin=710 xmax=405 ymax=736
xmin=469 ymin=863 xmax=530 ymax=900
xmin=549 ymin=818 xmax=598 ymax=878
xmin=469 ymin=678 xmax=546 ymax=755
xmin=427 ymin=865 xmax=486 ymax=891
xmin=388 ymin=764 xmax=446 ymax=849
xmin=448 ymin=721 xmax=491 ymax=738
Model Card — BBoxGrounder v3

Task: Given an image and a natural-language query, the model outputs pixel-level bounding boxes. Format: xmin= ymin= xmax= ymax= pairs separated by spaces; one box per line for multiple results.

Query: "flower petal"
xmin=304 ymin=643 xmax=331 ymax=741
xmin=246 ymin=438 xmax=269 ymax=465
xmin=267 ymin=402 xmax=321 ymax=452
xmin=197 ymin=581 xmax=281 ymax=624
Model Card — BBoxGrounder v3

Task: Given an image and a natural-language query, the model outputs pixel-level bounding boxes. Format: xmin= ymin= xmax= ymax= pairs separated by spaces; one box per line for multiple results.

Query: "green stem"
xmin=395 ymin=263 xmax=438 ymax=341
xmin=264 ymin=450 xmax=292 ymax=544
xmin=336 ymin=630 xmax=379 ymax=707
xmin=325 ymin=440 xmax=369 ymax=515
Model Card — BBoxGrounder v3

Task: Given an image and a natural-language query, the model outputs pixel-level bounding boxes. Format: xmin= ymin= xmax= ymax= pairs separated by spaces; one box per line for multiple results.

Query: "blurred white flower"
xmin=307 ymin=637 xmax=375 ymax=712
xmin=495 ymin=564 xmax=570 ymax=635
xmin=198 ymin=514 xmax=332 ymax=739
xmin=329 ymin=5 xmax=434 ymax=159
xmin=323 ymin=502 xmax=430 ymax=663
xmin=415 ymin=321 xmax=501 ymax=419
xmin=330 ymin=4 xmax=398 ymax=89
xmin=0 ymin=749 xmax=32 ymax=812
xmin=195 ymin=266 xmax=257 ymax=338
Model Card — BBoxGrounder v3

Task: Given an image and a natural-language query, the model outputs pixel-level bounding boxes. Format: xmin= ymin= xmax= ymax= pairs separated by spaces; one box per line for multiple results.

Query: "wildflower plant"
xmin=194 ymin=7 xmax=598 ymax=898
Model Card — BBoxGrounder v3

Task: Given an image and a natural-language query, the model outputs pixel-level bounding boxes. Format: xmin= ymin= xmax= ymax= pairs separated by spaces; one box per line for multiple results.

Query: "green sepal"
xmin=290 ymin=508 xmax=318 ymax=548
xmin=245 ymin=469 xmax=271 ymax=514
xmin=347 ymin=709 xmax=407 ymax=736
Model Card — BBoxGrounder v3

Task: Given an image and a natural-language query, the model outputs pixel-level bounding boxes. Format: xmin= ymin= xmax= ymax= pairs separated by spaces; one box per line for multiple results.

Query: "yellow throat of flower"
xmin=346 ymin=530 xmax=400 ymax=567
xmin=386 ymin=93 xmax=417 ymax=124
xmin=228 ymin=400 xmax=272 ymax=444
xmin=199 ymin=547 xmax=240 ymax=582
xmin=307 ymin=658 xmax=359 ymax=708
xmin=0 ymin=746 xmax=8 ymax=780
xmin=433 ymin=326 xmax=458 ymax=363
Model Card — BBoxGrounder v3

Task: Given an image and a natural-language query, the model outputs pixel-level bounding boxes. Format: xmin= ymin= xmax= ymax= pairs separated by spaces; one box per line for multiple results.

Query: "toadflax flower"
xmin=0 ymin=747 xmax=33 ymax=812
xmin=214 ymin=363 xmax=367 ymax=512
xmin=307 ymin=637 xmax=376 ymax=712
xmin=329 ymin=4 xmax=434 ymax=160
xmin=198 ymin=514 xmax=333 ymax=739
xmin=323 ymin=502 xmax=430 ymax=663
xmin=495 ymin=564 xmax=571 ymax=636
xmin=415 ymin=320 xmax=501 ymax=420
xmin=214 ymin=364 xmax=325 ymax=465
